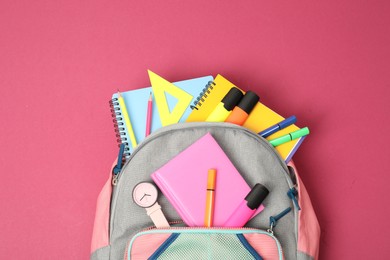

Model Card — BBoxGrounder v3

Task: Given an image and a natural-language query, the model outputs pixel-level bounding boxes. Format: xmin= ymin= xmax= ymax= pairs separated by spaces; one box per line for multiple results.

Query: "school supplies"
xmin=224 ymin=183 xmax=269 ymax=227
xmin=145 ymin=92 xmax=153 ymax=137
xmin=151 ymin=132 xmax=264 ymax=227
xmin=186 ymin=74 xmax=304 ymax=162
xmin=259 ymin=115 xmax=297 ymax=138
xmin=204 ymin=169 xmax=217 ymax=227
xmin=269 ymin=127 xmax=310 ymax=147
xmin=148 ymin=70 xmax=194 ymax=126
xmin=110 ymin=75 xmax=213 ymax=157
xmin=205 ymin=87 xmax=243 ymax=122
xmin=225 ymin=91 xmax=259 ymax=125
xmin=117 ymin=91 xmax=137 ymax=149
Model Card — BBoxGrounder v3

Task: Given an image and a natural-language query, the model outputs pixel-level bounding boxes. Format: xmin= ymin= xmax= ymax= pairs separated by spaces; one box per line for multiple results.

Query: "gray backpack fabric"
xmin=91 ymin=122 xmax=319 ymax=260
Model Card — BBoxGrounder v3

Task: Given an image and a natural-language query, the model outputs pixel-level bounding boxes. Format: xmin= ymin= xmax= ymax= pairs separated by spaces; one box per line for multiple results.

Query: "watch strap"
xmin=146 ymin=203 xmax=170 ymax=228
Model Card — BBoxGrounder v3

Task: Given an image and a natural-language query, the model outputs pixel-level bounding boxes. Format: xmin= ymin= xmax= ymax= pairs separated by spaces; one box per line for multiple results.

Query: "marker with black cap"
xmin=223 ymin=183 xmax=269 ymax=227
xmin=225 ymin=91 xmax=259 ymax=126
xmin=206 ymin=87 xmax=244 ymax=122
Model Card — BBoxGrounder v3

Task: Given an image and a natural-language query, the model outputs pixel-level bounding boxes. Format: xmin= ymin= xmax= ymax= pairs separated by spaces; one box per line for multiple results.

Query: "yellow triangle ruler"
xmin=148 ymin=70 xmax=193 ymax=126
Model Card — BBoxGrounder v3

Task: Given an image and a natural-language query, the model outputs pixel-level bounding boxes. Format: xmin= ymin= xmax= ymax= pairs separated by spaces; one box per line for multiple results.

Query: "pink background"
xmin=1 ymin=1 xmax=389 ymax=259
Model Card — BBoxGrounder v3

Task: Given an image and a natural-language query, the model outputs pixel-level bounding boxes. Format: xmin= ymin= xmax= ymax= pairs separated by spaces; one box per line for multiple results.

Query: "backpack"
xmin=91 ymin=122 xmax=320 ymax=260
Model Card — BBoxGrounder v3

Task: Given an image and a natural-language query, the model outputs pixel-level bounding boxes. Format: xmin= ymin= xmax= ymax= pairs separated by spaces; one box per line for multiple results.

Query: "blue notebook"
xmin=110 ymin=76 xmax=213 ymax=157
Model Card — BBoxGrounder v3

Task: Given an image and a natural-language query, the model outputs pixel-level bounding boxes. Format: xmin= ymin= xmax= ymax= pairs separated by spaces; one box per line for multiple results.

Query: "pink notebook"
xmin=151 ymin=133 xmax=264 ymax=227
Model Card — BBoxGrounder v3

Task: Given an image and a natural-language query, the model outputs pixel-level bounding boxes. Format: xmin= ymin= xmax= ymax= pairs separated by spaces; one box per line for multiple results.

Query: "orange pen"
xmin=225 ymin=91 xmax=259 ymax=125
xmin=204 ymin=169 xmax=217 ymax=227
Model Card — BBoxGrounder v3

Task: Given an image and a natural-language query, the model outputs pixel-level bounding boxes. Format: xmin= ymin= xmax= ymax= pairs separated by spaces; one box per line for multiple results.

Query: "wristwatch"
xmin=132 ymin=182 xmax=170 ymax=228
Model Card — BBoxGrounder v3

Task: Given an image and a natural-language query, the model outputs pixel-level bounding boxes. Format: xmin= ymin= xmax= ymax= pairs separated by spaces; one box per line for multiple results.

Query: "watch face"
xmin=132 ymin=182 xmax=158 ymax=208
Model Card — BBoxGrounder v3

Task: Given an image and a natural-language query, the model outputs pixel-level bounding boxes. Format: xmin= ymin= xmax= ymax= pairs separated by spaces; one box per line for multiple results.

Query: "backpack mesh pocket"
xmin=127 ymin=228 xmax=283 ymax=260
xmin=150 ymin=233 xmax=260 ymax=260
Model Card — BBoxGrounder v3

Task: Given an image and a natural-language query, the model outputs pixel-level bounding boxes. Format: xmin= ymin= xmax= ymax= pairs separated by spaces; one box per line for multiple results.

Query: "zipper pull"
xmin=112 ymin=175 xmax=119 ymax=186
xmin=267 ymin=207 xmax=292 ymax=234
xmin=112 ymin=143 xmax=126 ymax=186
xmin=287 ymin=187 xmax=301 ymax=210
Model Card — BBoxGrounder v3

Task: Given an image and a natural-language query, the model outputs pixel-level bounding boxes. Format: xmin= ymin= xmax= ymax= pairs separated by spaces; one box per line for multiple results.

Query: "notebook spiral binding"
xmin=109 ymin=97 xmax=131 ymax=158
xmin=190 ymin=80 xmax=216 ymax=110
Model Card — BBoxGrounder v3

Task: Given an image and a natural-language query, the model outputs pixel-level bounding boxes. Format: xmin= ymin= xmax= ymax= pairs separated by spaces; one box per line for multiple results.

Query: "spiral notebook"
xmin=186 ymin=74 xmax=305 ymax=162
xmin=151 ymin=133 xmax=264 ymax=227
xmin=110 ymin=75 xmax=213 ymax=157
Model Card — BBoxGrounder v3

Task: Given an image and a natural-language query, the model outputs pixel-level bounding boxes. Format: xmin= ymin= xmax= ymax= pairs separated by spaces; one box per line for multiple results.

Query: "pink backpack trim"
xmin=288 ymin=162 xmax=321 ymax=259
xmin=90 ymin=160 xmax=116 ymax=253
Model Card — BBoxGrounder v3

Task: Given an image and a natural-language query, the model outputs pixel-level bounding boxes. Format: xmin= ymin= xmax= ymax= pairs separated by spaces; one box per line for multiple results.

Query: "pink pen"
xmin=224 ymin=183 xmax=269 ymax=227
xmin=145 ymin=92 xmax=153 ymax=137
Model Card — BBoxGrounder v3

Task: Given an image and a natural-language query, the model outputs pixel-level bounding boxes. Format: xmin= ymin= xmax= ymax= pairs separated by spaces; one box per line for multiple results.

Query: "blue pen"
xmin=258 ymin=116 xmax=297 ymax=138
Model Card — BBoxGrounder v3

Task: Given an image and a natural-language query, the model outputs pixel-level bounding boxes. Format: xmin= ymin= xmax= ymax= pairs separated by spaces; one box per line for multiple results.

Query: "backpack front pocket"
xmin=125 ymin=227 xmax=283 ymax=260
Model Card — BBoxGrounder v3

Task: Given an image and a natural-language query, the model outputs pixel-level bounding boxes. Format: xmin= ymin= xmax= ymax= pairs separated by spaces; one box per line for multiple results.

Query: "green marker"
xmin=269 ymin=127 xmax=310 ymax=147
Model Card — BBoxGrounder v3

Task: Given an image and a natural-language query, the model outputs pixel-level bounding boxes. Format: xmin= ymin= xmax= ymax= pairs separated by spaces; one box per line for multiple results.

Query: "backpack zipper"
xmin=268 ymin=207 xmax=292 ymax=235
xmin=287 ymin=187 xmax=301 ymax=210
xmin=112 ymin=143 xmax=126 ymax=186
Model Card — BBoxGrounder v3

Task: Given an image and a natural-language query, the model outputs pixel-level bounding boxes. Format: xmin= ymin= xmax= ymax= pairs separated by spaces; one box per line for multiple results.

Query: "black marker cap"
xmin=245 ymin=183 xmax=269 ymax=210
xmin=237 ymin=91 xmax=259 ymax=114
xmin=222 ymin=87 xmax=244 ymax=111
